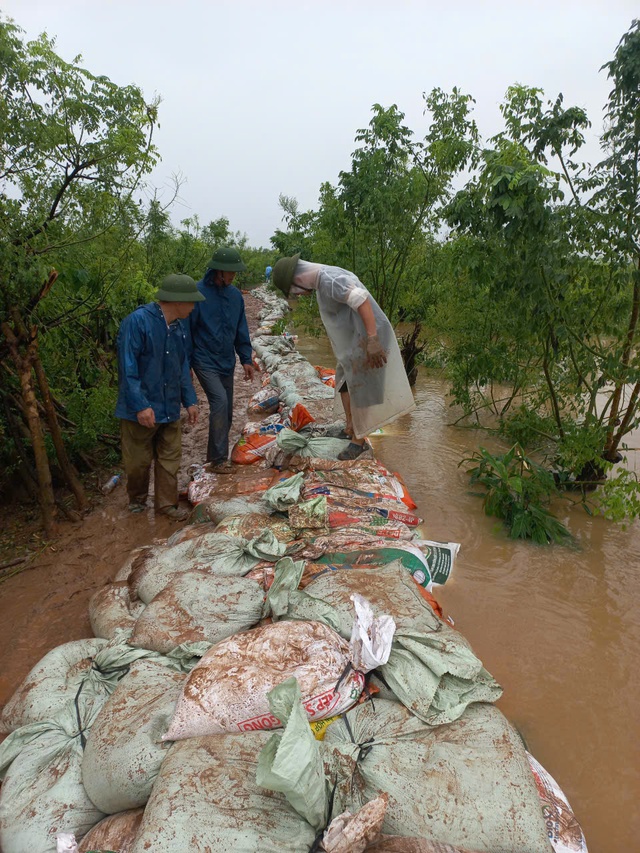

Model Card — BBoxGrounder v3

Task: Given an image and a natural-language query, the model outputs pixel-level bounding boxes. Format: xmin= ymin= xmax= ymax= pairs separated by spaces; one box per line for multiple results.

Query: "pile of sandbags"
xmin=0 ymin=306 xmax=587 ymax=852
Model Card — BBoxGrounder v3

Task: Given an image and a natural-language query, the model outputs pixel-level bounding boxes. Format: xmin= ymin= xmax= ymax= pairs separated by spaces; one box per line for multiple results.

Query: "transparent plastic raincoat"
xmin=304 ymin=265 xmax=415 ymax=438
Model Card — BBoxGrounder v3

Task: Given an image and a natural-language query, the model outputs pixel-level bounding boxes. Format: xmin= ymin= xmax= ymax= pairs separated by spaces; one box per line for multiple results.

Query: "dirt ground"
xmin=0 ymin=292 xmax=268 ymax=713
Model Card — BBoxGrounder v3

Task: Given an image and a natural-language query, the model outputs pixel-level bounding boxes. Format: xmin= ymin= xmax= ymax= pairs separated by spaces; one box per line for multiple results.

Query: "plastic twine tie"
xmin=308 ymin=778 xmax=338 ymax=853
xmin=73 ymin=659 xmax=133 ymax=749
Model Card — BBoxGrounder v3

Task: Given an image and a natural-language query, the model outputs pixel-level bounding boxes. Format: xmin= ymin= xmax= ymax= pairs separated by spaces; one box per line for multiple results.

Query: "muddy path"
xmin=0 ymin=292 xmax=269 ymax=711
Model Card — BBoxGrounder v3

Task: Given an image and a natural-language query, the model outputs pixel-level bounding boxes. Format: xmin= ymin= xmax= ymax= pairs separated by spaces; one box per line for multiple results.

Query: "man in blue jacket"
xmin=189 ymin=247 xmax=255 ymax=471
xmin=115 ymin=274 xmax=204 ymax=520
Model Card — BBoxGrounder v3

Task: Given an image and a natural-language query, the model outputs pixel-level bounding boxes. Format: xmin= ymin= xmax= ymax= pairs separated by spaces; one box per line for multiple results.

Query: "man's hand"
xmin=242 ymin=363 xmax=255 ymax=381
xmin=137 ymin=407 xmax=156 ymax=428
xmin=365 ymin=334 xmax=387 ymax=369
xmin=187 ymin=405 xmax=198 ymax=425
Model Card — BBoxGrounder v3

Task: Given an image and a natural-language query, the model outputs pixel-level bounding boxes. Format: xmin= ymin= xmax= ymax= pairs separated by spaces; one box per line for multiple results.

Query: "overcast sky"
xmin=3 ymin=1 xmax=638 ymax=247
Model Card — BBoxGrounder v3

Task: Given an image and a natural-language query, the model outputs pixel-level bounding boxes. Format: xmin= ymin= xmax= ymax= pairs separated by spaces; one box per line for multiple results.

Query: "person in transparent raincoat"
xmin=272 ymin=254 xmax=415 ymax=459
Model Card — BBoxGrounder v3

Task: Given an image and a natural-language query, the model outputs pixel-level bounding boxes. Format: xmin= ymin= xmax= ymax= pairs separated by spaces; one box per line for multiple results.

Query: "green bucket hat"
xmin=206 ymin=246 xmax=247 ymax=272
xmin=272 ymin=253 xmax=301 ymax=297
xmin=155 ymin=274 xmax=205 ymax=302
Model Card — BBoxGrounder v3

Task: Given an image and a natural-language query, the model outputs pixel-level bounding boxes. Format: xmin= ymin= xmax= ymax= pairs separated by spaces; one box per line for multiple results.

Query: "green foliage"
xmin=289 ymin=291 xmax=322 ymax=338
xmin=590 ymin=468 xmax=640 ymax=524
xmin=463 ymin=445 xmax=572 ymax=544
xmin=498 ymin=406 xmax=558 ymax=451
xmin=437 ymin=21 xmax=640 ymax=504
xmin=270 ymin=316 xmax=288 ymax=336
xmin=270 ymin=91 xmax=479 ymax=322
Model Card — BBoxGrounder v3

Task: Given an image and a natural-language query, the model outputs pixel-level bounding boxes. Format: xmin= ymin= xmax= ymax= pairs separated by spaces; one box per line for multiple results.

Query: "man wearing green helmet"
xmin=116 ymin=274 xmax=204 ymax=520
xmin=272 ymin=256 xmax=415 ymax=459
xmin=188 ymin=247 xmax=255 ymax=470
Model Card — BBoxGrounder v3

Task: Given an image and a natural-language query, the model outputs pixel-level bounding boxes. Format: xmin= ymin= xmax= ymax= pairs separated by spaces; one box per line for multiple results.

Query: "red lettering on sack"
xmin=237 ymin=712 xmax=281 ymax=732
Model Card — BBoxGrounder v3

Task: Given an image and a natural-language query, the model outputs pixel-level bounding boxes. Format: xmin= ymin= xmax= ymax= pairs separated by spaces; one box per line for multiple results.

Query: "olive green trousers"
xmin=120 ymin=419 xmax=182 ymax=510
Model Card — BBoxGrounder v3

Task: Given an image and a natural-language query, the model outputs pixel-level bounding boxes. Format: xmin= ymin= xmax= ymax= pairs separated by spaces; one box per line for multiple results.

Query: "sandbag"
xmin=78 ymin=808 xmax=143 ymax=853
xmin=259 ymin=679 xmax=552 ymax=853
xmin=0 ymin=718 xmax=105 ymax=853
xmin=165 ymin=521 xmax=218 ymax=545
xmin=300 ymin=530 xmax=420 ymax=560
xmin=88 ymin=582 xmax=146 ymax=639
xmin=231 ymin=430 xmax=278 ymax=464
xmin=1 ymin=632 xmax=204 ymax=736
xmin=315 ymin=365 xmax=336 ymax=387
xmin=367 ymin=840 xmax=478 ymax=852
xmin=0 ymin=638 xmax=107 ymax=732
xmin=323 ymin=700 xmax=553 ymax=852
xmin=113 ymin=546 xmax=150 ymax=582
xmin=130 ymin=734 xmax=316 ymax=852
xmin=291 ymin=483 xmax=420 ymax=541
xmin=163 ymin=614 xmax=391 ymax=740
xmin=276 ymin=427 xmax=352 ymax=459
xmin=526 ymin=753 xmax=588 ymax=853
xmin=81 ymin=660 xmax=185 ymax=813
xmin=129 ymin=569 xmax=265 ymax=653
xmin=248 ymin=385 xmax=281 ymax=414
xmin=128 ymin=530 xmax=287 ymax=604
xmin=267 ymin=561 xmax=501 ymax=726
xmin=314 ymin=544 xmax=432 ymax=591
xmin=263 ymin=471 xmax=305 ymax=510
xmin=272 ymin=562 xmax=440 ymax=635
xmin=214 ymin=512 xmax=297 ymax=543
xmin=302 ymin=459 xmax=418 ymax=506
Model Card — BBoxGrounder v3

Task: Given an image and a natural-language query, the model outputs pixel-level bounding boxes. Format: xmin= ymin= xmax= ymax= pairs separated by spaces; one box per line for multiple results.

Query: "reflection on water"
xmin=297 ymin=333 xmax=640 ymax=853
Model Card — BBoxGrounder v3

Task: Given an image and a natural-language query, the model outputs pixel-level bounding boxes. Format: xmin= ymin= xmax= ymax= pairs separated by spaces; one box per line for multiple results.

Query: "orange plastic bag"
xmin=314 ymin=365 xmax=336 ymax=387
xmin=288 ymin=402 xmax=315 ymax=432
xmin=230 ymin=432 xmax=277 ymax=464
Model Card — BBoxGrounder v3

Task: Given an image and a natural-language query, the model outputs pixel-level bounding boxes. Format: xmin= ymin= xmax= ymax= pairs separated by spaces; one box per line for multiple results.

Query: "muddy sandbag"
xmin=192 ymin=495 xmax=270 ymax=524
xmin=165 ymin=521 xmax=218 ymax=545
xmin=214 ymin=512 xmax=297 ymax=543
xmin=78 ymin=808 xmax=143 ymax=853
xmin=128 ymin=530 xmax=287 ymax=604
xmin=0 ymin=638 xmax=107 ymax=732
xmin=263 ymin=471 xmax=305 ymax=510
xmin=300 ymin=530 xmax=414 ymax=560
xmin=113 ymin=546 xmax=151 ymax=582
xmin=262 ymin=680 xmax=551 ymax=853
xmin=277 ymin=427 xmax=352 ymax=459
xmin=257 ymin=683 xmax=479 ymax=853
xmin=130 ymin=733 xmax=317 ymax=852
xmin=321 ymin=795 xmax=389 ymax=852
xmin=0 ymin=699 xmax=107 ymax=853
xmin=163 ymin=608 xmax=392 ymax=740
xmin=129 ymin=569 xmax=265 ymax=653
xmin=2 ymin=632 xmax=203 ymax=737
xmin=323 ymin=700 xmax=552 ymax=852
xmin=368 ymin=841 xmax=478 ymax=852
xmin=81 ymin=660 xmax=184 ymax=813
xmin=89 ymin=582 xmax=146 ymax=639
xmin=268 ymin=561 xmax=501 ymax=727
xmin=275 ymin=562 xmax=440 ymax=634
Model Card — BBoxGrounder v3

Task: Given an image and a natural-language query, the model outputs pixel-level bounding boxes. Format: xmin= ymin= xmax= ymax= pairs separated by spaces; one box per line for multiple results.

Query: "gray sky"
xmin=3 ymin=0 xmax=638 ymax=247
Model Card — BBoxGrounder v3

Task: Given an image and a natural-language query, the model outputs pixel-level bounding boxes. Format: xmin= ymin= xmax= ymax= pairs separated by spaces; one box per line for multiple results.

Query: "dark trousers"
xmin=194 ymin=367 xmax=234 ymax=464
xmin=120 ymin=419 xmax=181 ymax=509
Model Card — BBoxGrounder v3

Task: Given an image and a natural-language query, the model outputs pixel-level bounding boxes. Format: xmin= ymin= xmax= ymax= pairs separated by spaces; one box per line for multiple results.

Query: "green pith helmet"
xmin=155 ymin=273 xmax=205 ymax=302
xmin=206 ymin=246 xmax=247 ymax=272
xmin=272 ymin=253 xmax=301 ymax=297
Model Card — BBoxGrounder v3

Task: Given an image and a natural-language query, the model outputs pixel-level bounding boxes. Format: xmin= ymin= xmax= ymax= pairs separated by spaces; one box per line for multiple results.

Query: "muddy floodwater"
xmin=297 ymin=333 xmax=640 ymax=853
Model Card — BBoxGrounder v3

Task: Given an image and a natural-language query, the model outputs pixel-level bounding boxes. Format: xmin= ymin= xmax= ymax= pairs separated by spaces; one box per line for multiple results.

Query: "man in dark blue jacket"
xmin=189 ymin=247 xmax=255 ymax=470
xmin=116 ymin=274 xmax=204 ymax=520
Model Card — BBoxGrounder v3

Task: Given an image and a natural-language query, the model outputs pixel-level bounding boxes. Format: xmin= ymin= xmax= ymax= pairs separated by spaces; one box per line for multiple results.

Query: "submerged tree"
xmin=442 ymin=19 xmax=640 ymax=520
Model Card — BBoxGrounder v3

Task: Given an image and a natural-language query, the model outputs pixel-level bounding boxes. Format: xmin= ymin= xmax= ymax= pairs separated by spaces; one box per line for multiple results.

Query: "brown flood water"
xmin=297 ymin=334 xmax=640 ymax=853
